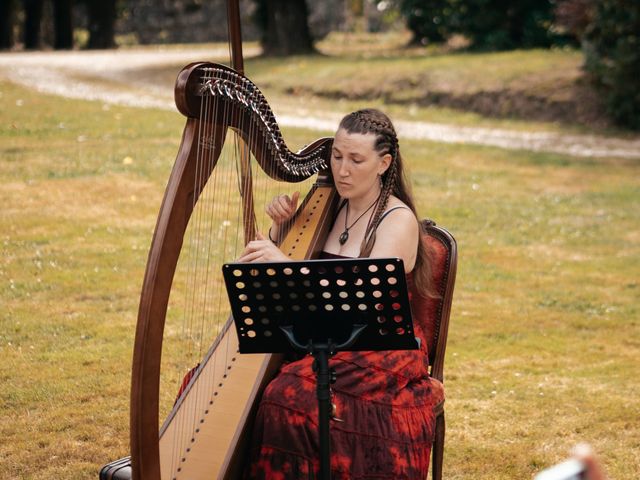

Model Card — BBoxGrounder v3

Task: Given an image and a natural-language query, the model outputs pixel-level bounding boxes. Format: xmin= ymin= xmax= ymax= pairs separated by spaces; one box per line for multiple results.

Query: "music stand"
xmin=223 ymin=258 xmax=418 ymax=480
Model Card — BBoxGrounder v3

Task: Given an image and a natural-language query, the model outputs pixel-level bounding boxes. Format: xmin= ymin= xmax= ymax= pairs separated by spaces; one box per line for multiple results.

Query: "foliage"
xmin=460 ymin=0 xmax=559 ymax=50
xmin=583 ymin=0 xmax=640 ymax=130
xmin=399 ymin=0 xmax=460 ymax=44
xmin=399 ymin=0 xmax=567 ymax=50
xmin=395 ymin=0 xmax=639 ymax=128
xmin=553 ymin=0 xmax=594 ymax=42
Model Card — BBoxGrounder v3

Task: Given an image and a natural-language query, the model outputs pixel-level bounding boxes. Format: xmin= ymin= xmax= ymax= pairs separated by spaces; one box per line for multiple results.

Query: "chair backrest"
xmin=418 ymin=219 xmax=457 ymax=382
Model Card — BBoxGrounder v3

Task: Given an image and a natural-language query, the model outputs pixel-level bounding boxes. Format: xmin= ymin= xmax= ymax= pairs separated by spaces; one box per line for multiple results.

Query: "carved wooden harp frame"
xmin=129 ymin=2 xmax=338 ymax=479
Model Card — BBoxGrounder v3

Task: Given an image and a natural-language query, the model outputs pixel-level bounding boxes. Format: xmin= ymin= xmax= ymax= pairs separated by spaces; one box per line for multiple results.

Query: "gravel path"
xmin=2 ymin=47 xmax=639 ymax=159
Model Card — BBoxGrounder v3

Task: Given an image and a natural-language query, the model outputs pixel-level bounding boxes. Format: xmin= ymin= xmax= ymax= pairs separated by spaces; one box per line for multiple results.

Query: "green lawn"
xmin=1 ymin=59 xmax=639 ymax=480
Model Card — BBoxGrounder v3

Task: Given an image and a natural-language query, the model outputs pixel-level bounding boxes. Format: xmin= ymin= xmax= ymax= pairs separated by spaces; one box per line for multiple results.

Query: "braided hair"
xmin=337 ymin=108 xmax=435 ymax=296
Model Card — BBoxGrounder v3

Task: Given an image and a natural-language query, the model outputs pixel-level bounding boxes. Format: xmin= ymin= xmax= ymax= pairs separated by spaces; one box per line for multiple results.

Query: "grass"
xmin=1 ymin=82 xmax=176 ymax=478
xmin=1 ymin=45 xmax=639 ymax=479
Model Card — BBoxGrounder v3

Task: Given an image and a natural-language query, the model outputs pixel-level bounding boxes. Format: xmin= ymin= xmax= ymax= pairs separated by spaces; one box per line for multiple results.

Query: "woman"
xmin=239 ymin=109 xmax=441 ymax=479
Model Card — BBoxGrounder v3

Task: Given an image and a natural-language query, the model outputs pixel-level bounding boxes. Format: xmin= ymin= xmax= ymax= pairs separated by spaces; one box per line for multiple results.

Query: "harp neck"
xmin=175 ymin=62 xmax=331 ymax=181
xmin=227 ymin=0 xmax=244 ymax=75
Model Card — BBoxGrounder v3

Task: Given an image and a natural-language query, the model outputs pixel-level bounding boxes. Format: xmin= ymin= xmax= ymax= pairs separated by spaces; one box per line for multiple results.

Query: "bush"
xmin=583 ymin=0 xmax=640 ymax=130
xmin=459 ymin=0 xmax=560 ymax=50
xmin=400 ymin=0 xmax=565 ymax=50
xmin=400 ymin=0 xmax=457 ymax=44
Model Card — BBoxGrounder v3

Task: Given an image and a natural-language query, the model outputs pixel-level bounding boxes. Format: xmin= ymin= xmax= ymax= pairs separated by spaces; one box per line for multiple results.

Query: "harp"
xmin=104 ymin=2 xmax=339 ymax=479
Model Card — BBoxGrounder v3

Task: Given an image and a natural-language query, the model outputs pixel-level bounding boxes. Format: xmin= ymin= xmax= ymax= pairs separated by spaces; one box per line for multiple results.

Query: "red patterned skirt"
xmin=245 ymin=348 xmax=444 ymax=479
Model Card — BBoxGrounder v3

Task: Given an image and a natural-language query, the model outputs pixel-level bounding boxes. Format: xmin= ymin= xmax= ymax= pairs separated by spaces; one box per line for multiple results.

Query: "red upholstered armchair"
xmin=419 ymin=219 xmax=458 ymax=480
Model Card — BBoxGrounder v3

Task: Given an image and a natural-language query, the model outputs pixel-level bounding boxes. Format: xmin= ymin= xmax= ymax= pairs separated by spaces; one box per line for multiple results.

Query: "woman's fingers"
xmin=265 ymin=197 xmax=284 ymax=221
xmin=239 ymin=238 xmax=288 ymax=262
xmin=265 ymin=192 xmax=300 ymax=223
xmin=237 ymin=250 xmax=261 ymax=263
xmin=290 ymin=191 xmax=300 ymax=210
xmin=238 ymin=240 xmax=260 ymax=260
xmin=272 ymin=197 xmax=292 ymax=218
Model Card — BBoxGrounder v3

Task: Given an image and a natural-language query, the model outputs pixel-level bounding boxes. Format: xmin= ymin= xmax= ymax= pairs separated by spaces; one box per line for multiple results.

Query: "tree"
xmin=554 ymin=0 xmax=593 ymax=43
xmin=2 ymin=0 xmax=76 ymax=51
xmin=1 ymin=0 xmax=16 ymax=49
xmin=23 ymin=0 xmax=45 ymax=49
xmin=255 ymin=0 xmax=315 ymax=56
xmin=85 ymin=0 xmax=117 ymax=49
xmin=583 ymin=0 xmax=640 ymax=129
xmin=53 ymin=0 xmax=74 ymax=49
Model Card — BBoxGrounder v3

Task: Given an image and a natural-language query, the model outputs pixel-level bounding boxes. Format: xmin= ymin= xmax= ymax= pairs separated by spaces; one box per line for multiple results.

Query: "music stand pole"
xmin=315 ymin=345 xmax=332 ymax=478
xmin=280 ymin=325 xmax=366 ymax=480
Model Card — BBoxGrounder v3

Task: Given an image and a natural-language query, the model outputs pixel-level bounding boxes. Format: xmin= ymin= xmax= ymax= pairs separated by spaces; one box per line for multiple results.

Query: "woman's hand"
xmin=266 ymin=191 xmax=300 ymax=226
xmin=237 ymin=232 xmax=289 ymax=263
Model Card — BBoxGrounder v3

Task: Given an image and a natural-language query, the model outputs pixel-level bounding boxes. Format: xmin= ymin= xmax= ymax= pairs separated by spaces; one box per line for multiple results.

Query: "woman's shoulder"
xmin=375 ymin=196 xmax=419 ymax=240
xmin=379 ymin=196 xmax=416 ymax=225
xmin=370 ymin=196 xmax=419 ymax=270
xmin=385 ymin=195 xmax=411 ymax=211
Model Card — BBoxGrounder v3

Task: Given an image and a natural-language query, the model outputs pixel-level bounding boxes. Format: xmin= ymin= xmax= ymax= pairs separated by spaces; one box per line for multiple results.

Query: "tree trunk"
xmin=53 ymin=0 xmax=73 ymax=49
xmin=259 ymin=0 xmax=315 ymax=56
xmin=24 ymin=0 xmax=45 ymax=49
xmin=86 ymin=0 xmax=116 ymax=49
xmin=1 ymin=0 xmax=15 ymax=49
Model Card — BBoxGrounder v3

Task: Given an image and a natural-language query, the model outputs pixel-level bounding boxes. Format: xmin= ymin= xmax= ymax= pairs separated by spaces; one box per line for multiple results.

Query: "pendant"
xmin=338 ymin=230 xmax=349 ymax=245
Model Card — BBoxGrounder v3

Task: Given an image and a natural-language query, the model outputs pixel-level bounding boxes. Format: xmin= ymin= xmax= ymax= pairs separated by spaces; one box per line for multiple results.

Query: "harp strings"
xmin=164 ymin=69 xmax=237 ymax=473
xmin=170 ymin=69 xmax=205 ymax=474
xmin=193 ymin=78 xmax=224 ymax=464
xmin=163 ymin=67 xmax=278 ymax=475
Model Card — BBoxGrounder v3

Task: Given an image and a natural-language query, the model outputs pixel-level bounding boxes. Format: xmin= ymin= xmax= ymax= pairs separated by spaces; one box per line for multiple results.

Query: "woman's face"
xmin=330 ymin=128 xmax=391 ymax=201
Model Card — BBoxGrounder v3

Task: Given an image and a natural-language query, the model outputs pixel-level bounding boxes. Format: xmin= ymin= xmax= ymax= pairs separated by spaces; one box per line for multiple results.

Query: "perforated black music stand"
xmin=223 ymin=258 xmax=418 ymax=480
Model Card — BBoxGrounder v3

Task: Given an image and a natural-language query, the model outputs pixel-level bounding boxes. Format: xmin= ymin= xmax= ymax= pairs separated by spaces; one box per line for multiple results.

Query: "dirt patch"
xmin=421 ymin=85 xmax=608 ymax=128
xmin=289 ymin=78 xmax=609 ymax=129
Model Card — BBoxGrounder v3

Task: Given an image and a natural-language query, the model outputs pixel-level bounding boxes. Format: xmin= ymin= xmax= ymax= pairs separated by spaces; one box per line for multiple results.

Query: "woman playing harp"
xmin=239 ymin=108 xmax=442 ymax=479
xmin=119 ymin=58 xmax=444 ymax=480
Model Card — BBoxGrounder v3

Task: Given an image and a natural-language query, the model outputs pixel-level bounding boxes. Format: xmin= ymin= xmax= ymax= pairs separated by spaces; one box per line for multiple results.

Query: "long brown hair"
xmin=337 ymin=108 xmax=435 ymax=296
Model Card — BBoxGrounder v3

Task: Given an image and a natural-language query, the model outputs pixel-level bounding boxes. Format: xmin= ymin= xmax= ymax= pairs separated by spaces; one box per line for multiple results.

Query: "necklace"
xmin=339 ymin=196 xmax=379 ymax=246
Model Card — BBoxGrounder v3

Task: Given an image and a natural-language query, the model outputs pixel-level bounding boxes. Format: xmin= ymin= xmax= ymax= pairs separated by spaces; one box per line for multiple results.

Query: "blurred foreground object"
xmin=535 ymin=444 xmax=608 ymax=480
